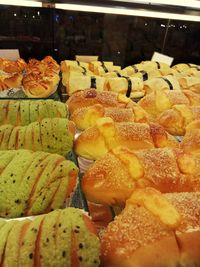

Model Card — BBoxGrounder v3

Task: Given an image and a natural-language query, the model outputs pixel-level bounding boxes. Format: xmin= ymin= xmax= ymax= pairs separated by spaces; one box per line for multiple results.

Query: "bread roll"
xmin=66 ymin=89 xmax=136 ymax=114
xmin=0 ymin=72 xmax=23 ymax=91
xmin=158 ymin=104 xmax=200 ymax=136
xmin=0 ymin=118 xmax=75 ymax=156
xmin=179 ymin=76 xmax=200 ymax=94
xmin=181 ymin=120 xmax=200 ymax=157
xmin=0 ymin=100 xmax=68 ymax=126
xmin=105 ymin=77 xmax=145 ymax=98
xmin=0 ymin=208 xmax=100 ymax=267
xmin=143 ymin=75 xmax=181 ymax=94
xmin=70 ymin=104 xmax=149 ymax=130
xmin=82 ymin=147 xmax=200 ymax=205
xmin=89 ymin=61 xmax=113 ymax=72
xmin=138 ymin=89 xmax=200 ymax=117
xmin=75 ymin=118 xmax=178 ymax=160
xmin=0 ymin=150 xmax=78 ymax=218
xmin=101 ymin=188 xmax=200 ymax=267
xmin=172 ymin=63 xmax=200 ymax=72
xmin=66 ymin=75 xmax=106 ymax=96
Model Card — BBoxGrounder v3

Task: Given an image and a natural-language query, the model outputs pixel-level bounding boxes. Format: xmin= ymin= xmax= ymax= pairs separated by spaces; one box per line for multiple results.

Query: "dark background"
xmin=0 ymin=5 xmax=199 ymax=67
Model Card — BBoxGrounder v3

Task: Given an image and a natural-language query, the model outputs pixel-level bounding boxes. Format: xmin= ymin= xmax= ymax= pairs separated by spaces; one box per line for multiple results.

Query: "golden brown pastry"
xmin=158 ymin=104 xmax=200 ymax=136
xmin=82 ymin=147 xmax=200 ymax=206
xmin=70 ymin=104 xmax=149 ymax=130
xmin=66 ymin=89 xmax=136 ymax=114
xmin=74 ymin=118 xmax=178 ymax=160
xmin=138 ymin=89 xmax=200 ymax=118
xmin=101 ymin=188 xmax=200 ymax=267
xmin=22 ymin=72 xmax=59 ymax=98
xmin=0 ymin=58 xmax=27 ymax=73
xmin=180 ymin=120 xmax=200 ymax=157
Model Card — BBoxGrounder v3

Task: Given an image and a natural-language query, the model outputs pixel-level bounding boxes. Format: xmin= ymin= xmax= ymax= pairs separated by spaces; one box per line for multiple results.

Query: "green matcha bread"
xmin=0 ymin=100 xmax=68 ymax=126
xmin=0 ymin=150 xmax=78 ymax=218
xmin=0 ymin=208 xmax=100 ymax=267
xmin=0 ymin=118 xmax=75 ymax=156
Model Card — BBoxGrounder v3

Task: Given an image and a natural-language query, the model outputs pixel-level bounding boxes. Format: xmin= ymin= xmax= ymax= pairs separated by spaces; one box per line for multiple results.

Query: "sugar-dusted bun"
xmin=70 ymin=104 xmax=149 ymax=130
xmin=158 ymin=104 xmax=200 ymax=136
xmin=101 ymin=188 xmax=200 ymax=267
xmin=181 ymin=120 xmax=200 ymax=157
xmin=66 ymin=89 xmax=136 ymax=114
xmin=74 ymin=118 xmax=178 ymax=160
xmin=138 ymin=89 xmax=200 ymax=118
xmin=82 ymin=147 xmax=200 ymax=206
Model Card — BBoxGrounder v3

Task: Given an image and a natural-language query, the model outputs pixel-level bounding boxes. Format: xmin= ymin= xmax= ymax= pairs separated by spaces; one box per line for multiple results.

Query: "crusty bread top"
xmin=66 ymin=89 xmax=136 ymax=114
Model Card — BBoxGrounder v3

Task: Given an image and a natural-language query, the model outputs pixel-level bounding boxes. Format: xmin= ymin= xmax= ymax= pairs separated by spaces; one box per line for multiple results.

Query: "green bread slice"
xmin=0 ymin=125 xmax=14 ymax=150
xmin=19 ymin=101 xmax=30 ymax=126
xmin=0 ymin=100 xmax=9 ymax=125
xmin=0 ymin=221 xmax=15 ymax=265
xmin=18 ymin=151 xmax=50 ymax=217
xmin=55 ymin=101 xmax=68 ymax=118
xmin=18 ymin=215 xmax=44 ymax=267
xmin=47 ymin=160 xmax=78 ymax=211
xmin=32 ymin=122 xmax=42 ymax=152
xmin=29 ymin=101 xmax=40 ymax=123
xmin=52 ymin=118 xmax=73 ymax=156
xmin=3 ymin=219 xmax=30 ymax=267
xmin=24 ymin=123 xmax=34 ymax=151
xmin=40 ymin=118 xmax=53 ymax=153
xmin=27 ymin=154 xmax=65 ymax=215
xmin=39 ymin=209 xmax=61 ymax=267
xmin=0 ymin=219 xmax=6 ymax=230
xmin=38 ymin=101 xmax=49 ymax=121
xmin=16 ymin=126 xmax=26 ymax=150
xmin=8 ymin=126 xmax=19 ymax=150
xmin=0 ymin=150 xmax=34 ymax=218
xmin=7 ymin=101 xmax=20 ymax=126
xmin=54 ymin=209 xmax=72 ymax=266
xmin=46 ymin=100 xmax=57 ymax=118
xmin=0 ymin=151 xmax=16 ymax=175
xmin=68 ymin=208 xmax=100 ymax=267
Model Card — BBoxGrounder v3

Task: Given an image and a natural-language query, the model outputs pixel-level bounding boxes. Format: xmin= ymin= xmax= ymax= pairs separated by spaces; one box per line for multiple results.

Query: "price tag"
xmin=151 ymin=52 xmax=174 ymax=66
xmin=0 ymin=49 xmax=20 ymax=60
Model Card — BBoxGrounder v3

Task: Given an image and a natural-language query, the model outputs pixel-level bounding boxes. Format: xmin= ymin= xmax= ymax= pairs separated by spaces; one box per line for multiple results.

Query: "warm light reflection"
xmin=55 ymin=3 xmax=200 ymax=22
xmin=0 ymin=0 xmax=42 ymax=7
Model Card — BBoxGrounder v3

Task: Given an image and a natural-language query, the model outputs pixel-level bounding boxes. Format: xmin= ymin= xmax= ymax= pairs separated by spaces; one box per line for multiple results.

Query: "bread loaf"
xmin=75 ymin=118 xmax=178 ymax=160
xmin=0 ymin=150 xmax=78 ymax=218
xmin=0 ymin=118 xmax=75 ymax=155
xmin=70 ymin=104 xmax=149 ymax=130
xmin=158 ymin=104 xmax=200 ymax=135
xmin=66 ymin=89 xmax=136 ymax=114
xmin=0 ymin=208 xmax=100 ymax=267
xmin=82 ymin=147 xmax=200 ymax=205
xmin=101 ymin=188 xmax=200 ymax=267
xmin=0 ymin=100 xmax=68 ymax=126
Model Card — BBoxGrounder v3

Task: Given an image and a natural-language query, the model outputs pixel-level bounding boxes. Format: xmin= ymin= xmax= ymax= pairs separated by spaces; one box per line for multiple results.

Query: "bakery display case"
xmin=0 ymin=1 xmax=199 ymax=266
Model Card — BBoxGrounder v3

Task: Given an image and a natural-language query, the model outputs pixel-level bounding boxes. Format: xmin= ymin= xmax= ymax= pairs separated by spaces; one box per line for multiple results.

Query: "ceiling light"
xmin=111 ymin=0 xmax=200 ymax=9
xmin=55 ymin=3 xmax=200 ymax=22
xmin=0 ymin=0 xmax=42 ymax=7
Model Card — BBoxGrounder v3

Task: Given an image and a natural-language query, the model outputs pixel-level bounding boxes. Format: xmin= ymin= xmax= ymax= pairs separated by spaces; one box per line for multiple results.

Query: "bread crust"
xmin=66 ymin=89 xmax=136 ymax=114
xmin=101 ymin=191 xmax=200 ymax=267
